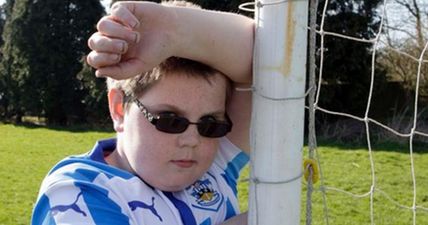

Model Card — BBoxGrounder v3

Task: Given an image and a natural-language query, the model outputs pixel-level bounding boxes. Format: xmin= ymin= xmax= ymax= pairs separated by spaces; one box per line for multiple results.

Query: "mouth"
xmin=171 ymin=160 xmax=196 ymax=168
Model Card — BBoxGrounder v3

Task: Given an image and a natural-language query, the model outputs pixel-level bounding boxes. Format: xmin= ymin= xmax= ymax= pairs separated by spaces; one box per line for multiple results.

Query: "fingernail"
xmin=118 ymin=42 xmax=127 ymax=53
xmin=133 ymin=32 xmax=140 ymax=43
xmin=110 ymin=53 xmax=120 ymax=62
xmin=130 ymin=20 xmax=140 ymax=29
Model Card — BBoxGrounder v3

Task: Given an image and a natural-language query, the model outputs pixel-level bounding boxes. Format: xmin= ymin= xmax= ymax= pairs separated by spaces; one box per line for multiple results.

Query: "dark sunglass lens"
xmin=198 ymin=121 xmax=231 ymax=138
xmin=156 ymin=115 xmax=189 ymax=133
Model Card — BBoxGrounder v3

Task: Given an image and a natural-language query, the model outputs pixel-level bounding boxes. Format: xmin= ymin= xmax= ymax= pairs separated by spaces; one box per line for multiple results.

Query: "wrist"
xmin=165 ymin=6 xmax=196 ymax=59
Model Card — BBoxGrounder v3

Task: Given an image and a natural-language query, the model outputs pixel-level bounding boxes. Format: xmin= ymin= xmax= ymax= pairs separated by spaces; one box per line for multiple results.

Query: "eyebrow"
xmin=148 ymin=103 xmax=226 ymax=118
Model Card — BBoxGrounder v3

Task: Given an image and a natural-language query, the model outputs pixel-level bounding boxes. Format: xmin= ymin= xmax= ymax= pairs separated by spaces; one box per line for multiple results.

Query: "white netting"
xmin=306 ymin=0 xmax=428 ymax=224
xmin=240 ymin=0 xmax=428 ymax=224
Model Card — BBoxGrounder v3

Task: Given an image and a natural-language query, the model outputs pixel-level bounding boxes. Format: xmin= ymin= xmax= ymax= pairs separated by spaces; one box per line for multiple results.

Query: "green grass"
xmin=1 ymin=124 xmax=427 ymax=224
xmin=237 ymin=141 xmax=428 ymax=224
xmin=0 ymin=124 xmax=114 ymax=225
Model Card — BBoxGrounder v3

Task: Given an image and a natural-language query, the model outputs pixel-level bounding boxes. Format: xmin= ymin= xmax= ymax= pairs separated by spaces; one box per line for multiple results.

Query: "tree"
xmin=378 ymin=0 xmax=428 ymax=98
xmin=315 ymin=0 xmax=388 ymax=117
xmin=0 ymin=0 xmax=24 ymax=122
xmin=0 ymin=0 xmax=104 ymax=124
xmin=76 ymin=57 xmax=110 ymax=125
xmin=0 ymin=2 xmax=7 ymax=48
xmin=0 ymin=3 xmax=6 ymax=118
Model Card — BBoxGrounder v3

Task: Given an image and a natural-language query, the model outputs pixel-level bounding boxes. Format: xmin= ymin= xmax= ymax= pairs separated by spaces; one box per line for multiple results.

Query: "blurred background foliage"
xmin=0 ymin=0 xmax=426 ymax=142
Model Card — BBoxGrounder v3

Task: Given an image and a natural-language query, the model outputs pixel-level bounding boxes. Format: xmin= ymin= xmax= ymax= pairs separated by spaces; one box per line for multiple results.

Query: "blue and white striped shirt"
xmin=32 ymin=137 xmax=248 ymax=225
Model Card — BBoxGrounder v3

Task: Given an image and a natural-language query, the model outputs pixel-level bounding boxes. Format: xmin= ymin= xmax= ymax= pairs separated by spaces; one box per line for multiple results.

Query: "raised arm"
xmin=87 ymin=1 xmax=254 ymax=83
xmin=171 ymin=6 xmax=254 ymax=83
xmin=87 ymin=1 xmax=254 ymax=153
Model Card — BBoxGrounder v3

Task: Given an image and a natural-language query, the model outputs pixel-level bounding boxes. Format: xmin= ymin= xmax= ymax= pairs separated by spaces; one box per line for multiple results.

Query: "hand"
xmin=87 ymin=2 xmax=178 ymax=79
xmin=87 ymin=1 xmax=254 ymax=82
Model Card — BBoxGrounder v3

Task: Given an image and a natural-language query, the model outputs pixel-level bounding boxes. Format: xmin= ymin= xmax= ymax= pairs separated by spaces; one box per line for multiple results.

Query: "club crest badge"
xmin=189 ymin=176 xmax=224 ymax=212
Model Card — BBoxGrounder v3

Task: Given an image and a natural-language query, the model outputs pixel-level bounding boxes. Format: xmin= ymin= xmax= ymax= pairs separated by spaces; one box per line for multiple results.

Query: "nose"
xmin=177 ymin=124 xmax=201 ymax=148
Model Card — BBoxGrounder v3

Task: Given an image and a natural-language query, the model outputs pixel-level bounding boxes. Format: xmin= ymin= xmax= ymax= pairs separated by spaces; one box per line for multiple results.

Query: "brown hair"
xmin=107 ymin=57 xmax=232 ymax=109
xmin=107 ymin=1 xmax=232 ymax=109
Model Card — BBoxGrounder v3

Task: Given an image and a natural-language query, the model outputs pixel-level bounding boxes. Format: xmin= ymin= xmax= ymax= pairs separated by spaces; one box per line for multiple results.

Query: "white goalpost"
xmin=243 ymin=0 xmax=309 ymax=224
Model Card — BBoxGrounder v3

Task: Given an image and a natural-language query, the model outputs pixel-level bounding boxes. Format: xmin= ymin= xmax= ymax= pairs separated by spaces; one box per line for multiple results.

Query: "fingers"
xmin=87 ymin=51 xmax=121 ymax=69
xmin=97 ymin=16 xmax=140 ymax=44
xmin=110 ymin=2 xmax=140 ymax=29
xmin=87 ymin=7 xmax=143 ymax=76
xmin=87 ymin=32 xmax=129 ymax=69
xmin=95 ymin=59 xmax=147 ymax=80
xmin=88 ymin=32 xmax=128 ymax=54
xmin=87 ymin=2 xmax=165 ymax=79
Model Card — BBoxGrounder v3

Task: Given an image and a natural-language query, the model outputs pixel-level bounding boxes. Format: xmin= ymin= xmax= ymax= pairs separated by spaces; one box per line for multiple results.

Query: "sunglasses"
xmin=133 ymin=98 xmax=232 ymax=138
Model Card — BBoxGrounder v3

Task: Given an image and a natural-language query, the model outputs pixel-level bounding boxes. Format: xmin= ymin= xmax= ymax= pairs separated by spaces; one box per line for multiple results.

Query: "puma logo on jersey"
xmin=128 ymin=197 xmax=163 ymax=222
xmin=51 ymin=192 xmax=87 ymax=217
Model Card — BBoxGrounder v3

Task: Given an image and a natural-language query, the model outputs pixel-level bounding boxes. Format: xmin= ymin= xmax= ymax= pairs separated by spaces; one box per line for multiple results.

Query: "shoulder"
xmin=32 ymin=156 xmax=137 ymax=225
xmin=213 ymin=137 xmax=249 ymax=173
xmin=32 ymin=156 xmax=165 ymax=225
xmin=40 ymin=155 xmax=134 ymax=190
xmin=205 ymin=137 xmax=249 ymax=199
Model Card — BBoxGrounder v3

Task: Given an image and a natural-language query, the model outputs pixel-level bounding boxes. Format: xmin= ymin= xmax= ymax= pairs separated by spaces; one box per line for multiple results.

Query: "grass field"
xmin=0 ymin=124 xmax=427 ymax=224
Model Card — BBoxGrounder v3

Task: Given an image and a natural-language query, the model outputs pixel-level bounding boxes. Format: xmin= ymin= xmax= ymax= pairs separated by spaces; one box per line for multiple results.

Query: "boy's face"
xmin=116 ymin=72 xmax=228 ymax=191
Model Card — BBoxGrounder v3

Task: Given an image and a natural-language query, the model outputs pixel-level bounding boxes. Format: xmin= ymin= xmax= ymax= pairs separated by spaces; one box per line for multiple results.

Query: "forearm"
xmin=170 ymin=6 xmax=254 ymax=83
xmin=87 ymin=2 xmax=254 ymax=81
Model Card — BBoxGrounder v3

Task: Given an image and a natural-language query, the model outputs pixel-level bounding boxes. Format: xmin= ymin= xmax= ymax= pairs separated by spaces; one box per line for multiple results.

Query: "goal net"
xmin=241 ymin=0 xmax=428 ymax=224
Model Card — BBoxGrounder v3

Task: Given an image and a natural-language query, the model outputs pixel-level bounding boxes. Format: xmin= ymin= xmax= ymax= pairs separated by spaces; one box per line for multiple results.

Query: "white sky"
xmin=100 ymin=0 xmax=112 ymax=11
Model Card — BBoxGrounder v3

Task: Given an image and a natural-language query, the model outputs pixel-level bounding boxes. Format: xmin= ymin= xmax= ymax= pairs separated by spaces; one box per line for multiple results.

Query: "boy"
xmin=32 ymin=1 xmax=254 ymax=224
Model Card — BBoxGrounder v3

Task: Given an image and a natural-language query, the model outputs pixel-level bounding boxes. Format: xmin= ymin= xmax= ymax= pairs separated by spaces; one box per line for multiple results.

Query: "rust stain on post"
xmin=283 ymin=2 xmax=295 ymax=76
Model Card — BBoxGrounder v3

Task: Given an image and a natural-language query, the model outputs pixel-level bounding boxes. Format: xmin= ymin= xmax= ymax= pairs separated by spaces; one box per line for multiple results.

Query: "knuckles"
xmin=110 ymin=2 xmax=123 ymax=11
xmin=87 ymin=34 xmax=97 ymax=50
xmin=86 ymin=52 xmax=97 ymax=68
xmin=86 ymin=51 xmax=120 ymax=69
xmin=96 ymin=16 xmax=113 ymax=32
xmin=110 ymin=2 xmax=129 ymax=20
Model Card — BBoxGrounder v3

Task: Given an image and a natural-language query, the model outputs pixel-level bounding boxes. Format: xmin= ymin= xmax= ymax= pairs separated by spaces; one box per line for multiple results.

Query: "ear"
xmin=108 ymin=88 xmax=125 ymax=132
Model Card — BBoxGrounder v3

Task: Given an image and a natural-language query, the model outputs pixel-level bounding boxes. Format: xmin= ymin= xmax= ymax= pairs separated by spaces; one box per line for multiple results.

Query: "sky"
xmin=100 ymin=0 xmax=111 ymax=11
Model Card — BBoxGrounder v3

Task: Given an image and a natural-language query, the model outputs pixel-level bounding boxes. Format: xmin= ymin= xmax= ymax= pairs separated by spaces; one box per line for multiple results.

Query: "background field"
xmin=0 ymin=124 xmax=427 ymax=225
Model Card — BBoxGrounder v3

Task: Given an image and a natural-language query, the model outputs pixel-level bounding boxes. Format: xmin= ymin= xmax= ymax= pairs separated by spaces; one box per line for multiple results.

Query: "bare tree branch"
xmin=395 ymin=0 xmax=417 ymax=17
xmin=384 ymin=24 xmax=418 ymax=40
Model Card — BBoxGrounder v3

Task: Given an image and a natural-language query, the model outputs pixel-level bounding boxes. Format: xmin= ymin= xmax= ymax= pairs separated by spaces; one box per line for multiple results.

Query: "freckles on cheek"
xmin=145 ymin=141 xmax=171 ymax=161
xmin=201 ymin=141 xmax=220 ymax=159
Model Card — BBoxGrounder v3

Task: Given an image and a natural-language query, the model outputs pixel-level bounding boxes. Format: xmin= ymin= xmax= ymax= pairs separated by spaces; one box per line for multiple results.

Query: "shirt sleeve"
xmin=213 ymin=137 xmax=249 ymax=196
